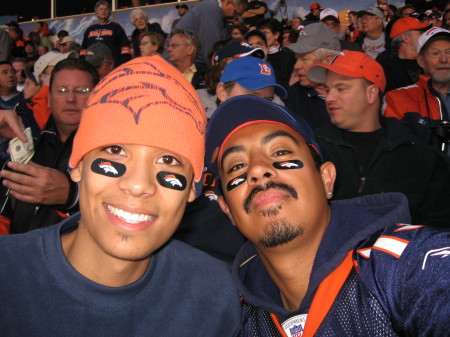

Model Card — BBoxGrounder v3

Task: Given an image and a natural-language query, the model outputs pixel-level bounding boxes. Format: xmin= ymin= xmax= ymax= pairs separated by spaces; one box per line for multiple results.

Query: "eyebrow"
xmin=220 ymin=130 xmax=299 ymax=168
xmin=221 ymin=145 xmax=245 ymax=170
xmin=261 ymin=130 xmax=299 ymax=145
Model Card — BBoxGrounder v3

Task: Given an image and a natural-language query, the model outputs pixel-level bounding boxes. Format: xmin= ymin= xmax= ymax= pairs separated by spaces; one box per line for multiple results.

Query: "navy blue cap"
xmin=214 ymin=39 xmax=265 ymax=63
xmin=220 ymin=57 xmax=287 ymax=99
xmin=205 ymin=95 xmax=322 ymax=178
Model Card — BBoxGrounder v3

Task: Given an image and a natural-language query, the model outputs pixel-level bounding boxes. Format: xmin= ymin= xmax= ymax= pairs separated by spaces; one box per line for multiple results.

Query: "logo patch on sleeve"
xmin=156 ymin=171 xmax=187 ymax=191
xmin=227 ymin=173 xmax=247 ymax=191
xmin=273 ymin=160 xmax=304 ymax=170
xmin=91 ymin=158 xmax=126 ymax=177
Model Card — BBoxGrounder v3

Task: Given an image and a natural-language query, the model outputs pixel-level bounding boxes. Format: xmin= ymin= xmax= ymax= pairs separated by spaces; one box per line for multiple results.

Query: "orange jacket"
xmin=383 ymin=74 xmax=445 ymax=121
xmin=32 ymin=85 xmax=51 ymax=131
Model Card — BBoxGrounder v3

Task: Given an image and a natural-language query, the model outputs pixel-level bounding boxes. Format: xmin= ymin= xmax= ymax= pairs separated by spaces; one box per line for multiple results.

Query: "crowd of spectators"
xmin=0 ymin=0 xmax=449 ymax=251
xmin=0 ymin=0 xmax=449 ymax=334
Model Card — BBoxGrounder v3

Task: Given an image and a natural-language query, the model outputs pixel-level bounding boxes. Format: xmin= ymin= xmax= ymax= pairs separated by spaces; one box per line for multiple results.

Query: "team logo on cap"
xmin=156 ymin=171 xmax=187 ymax=191
xmin=273 ymin=160 xmax=304 ymax=170
xmin=84 ymin=60 xmax=205 ymax=135
xmin=259 ymin=63 xmax=272 ymax=75
xmin=91 ymin=158 xmax=126 ymax=177
xmin=425 ymin=27 xmax=441 ymax=36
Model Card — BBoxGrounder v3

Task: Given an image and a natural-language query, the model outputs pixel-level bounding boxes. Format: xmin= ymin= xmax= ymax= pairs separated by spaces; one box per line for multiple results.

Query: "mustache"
xmin=243 ymin=181 xmax=298 ymax=214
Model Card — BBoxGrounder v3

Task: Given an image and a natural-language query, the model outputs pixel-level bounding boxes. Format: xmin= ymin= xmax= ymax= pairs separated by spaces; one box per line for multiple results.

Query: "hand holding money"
xmin=9 ymin=128 xmax=34 ymax=164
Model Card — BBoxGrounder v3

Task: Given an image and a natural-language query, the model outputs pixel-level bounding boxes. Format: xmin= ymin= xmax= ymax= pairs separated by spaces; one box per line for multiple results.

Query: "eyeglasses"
xmin=168 ymin=43 xmax=188 ymax=49
xmin=53 ymin=87 xmax=92 ymax=96
xmin=140 ymin=41 xmax=153 ymax=46
xmin=360 ymin=15 xmax=376 ymax=21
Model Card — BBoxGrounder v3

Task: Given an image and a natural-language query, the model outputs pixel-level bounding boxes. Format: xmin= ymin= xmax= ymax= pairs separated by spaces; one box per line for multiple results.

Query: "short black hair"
xmin=0 ymin=61 xmax=13 ymax=68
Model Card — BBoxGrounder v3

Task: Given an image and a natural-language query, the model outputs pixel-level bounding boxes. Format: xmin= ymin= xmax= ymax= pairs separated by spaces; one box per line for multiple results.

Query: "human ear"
xmin=366 ymin=84 xmax=379 ymax=105
xmin=320 ymin=161 xmax=336 ymax=199
xmin=70 ymin=160 xmax=84 ymax=183
xmin=216 ymin=82 xmax=228 ymax=103
xmin=417 ymin=54 xmax=424 ymax=69
xmin=187 ymin=180 xmax=196 ymax=202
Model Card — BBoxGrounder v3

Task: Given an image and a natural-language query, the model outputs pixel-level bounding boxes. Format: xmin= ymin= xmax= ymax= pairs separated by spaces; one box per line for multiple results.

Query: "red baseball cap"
xmin=308 ymin=50 xmax=386 ymax=93
xmin=310 ymin=3 xmax=321 ymax=10
xmin=389 ymin=17 xmax=431 ymax=39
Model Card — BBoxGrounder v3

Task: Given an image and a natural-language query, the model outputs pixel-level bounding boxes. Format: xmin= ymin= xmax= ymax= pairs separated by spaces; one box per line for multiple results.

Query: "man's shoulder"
xmin=356 ymin=223 xmax=450 ymax=273
xmin=164 ymin=239 xmax=232 ymax=273
xmin=0 ymin=222 xmax=60 ymax=260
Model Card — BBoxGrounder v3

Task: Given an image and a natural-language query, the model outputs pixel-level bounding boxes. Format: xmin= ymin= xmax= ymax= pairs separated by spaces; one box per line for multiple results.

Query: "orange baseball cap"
xmin=69 ymin=55 xmax=206 ymax=182
xmin=308 ymin=50 xmax=386 ymax=93
xmin=310 ymin=3 xmax=321 ymax=10
xmin=389 ymin=17 xmax=431 ymax=39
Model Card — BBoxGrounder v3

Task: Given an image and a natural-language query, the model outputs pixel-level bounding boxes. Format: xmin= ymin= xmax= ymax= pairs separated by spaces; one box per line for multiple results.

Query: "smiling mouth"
xmin=107 ymin=204 xmax=156 ymax=224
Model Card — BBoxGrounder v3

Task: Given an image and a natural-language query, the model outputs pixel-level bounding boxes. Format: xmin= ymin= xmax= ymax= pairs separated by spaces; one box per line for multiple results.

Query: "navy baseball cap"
xmin=220 ymin=57 xmax=287 ymax=99
xmin=205 ymin=95 xmax=322 ymax=178
xmin=214 ymin=40 xmax=265 ymax=63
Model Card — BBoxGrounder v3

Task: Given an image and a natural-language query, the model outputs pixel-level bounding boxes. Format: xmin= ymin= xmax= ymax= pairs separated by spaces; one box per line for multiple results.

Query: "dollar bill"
xmin=9 ymin=127 xmax=35 ymax=164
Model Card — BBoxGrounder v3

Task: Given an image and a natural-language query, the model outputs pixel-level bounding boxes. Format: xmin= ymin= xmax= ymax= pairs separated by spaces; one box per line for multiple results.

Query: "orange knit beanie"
xmin=69 ymin=55 xmax=206 ymax=181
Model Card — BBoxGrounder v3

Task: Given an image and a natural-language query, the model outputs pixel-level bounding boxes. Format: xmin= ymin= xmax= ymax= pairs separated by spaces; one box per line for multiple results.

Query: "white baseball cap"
xmin=417 ymin=27 xmax=450 ymax=54
xmin=320 ymin=8 xmax=339 ymax=21
xmin=34 ymin=50 xmax=78 ymax=84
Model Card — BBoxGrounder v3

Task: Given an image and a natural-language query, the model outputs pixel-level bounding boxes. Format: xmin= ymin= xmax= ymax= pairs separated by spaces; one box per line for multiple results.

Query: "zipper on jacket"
xmin=357 ymin=177 xmax=366 ymax=194
xmin=34 ymin=205 xmax=41 ymax=216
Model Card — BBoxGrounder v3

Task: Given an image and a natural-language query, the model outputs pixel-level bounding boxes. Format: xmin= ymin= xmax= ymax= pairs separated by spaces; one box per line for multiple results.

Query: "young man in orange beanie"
xmin=0 ymin=56 xmax=240 ymax=336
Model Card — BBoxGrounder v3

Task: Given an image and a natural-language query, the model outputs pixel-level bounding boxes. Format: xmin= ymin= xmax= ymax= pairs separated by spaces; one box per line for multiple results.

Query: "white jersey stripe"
xmin=372 ymin=236 xmax=409 ymax=258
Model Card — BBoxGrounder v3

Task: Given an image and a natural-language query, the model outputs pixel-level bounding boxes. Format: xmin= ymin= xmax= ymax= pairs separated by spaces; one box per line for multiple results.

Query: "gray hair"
xmin=94 ymin=0 xmax=111 ymax=12
xmin=391 ymin=33 xmax=404 ymax=53
xmin=312 ymin=47 xmax=341 ymax=61
xmin=130 ymin=8 xmax=148 ymax=23
xmin=170 ymin=29 xmax=200 ymax=51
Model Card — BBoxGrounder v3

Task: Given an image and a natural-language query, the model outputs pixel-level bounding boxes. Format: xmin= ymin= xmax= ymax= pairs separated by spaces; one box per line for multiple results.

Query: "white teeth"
xmin=107 ymin=205 xmax=155 ymax=224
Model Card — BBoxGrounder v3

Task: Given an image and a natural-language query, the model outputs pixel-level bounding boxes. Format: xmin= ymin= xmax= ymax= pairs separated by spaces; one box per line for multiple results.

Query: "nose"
xmin=439 ymin=51 xmax=448 ymax=63
xmin=246 ymin=154 xmax=277 ymax=186
xmin=65 ymin=90 xmax=76 ymax=102
xmin=325 ymin=88 xmax=336 ymax=104
xmin=294 ymin=58 xmax=302 ymax=70
xmin=118 ymin=159 xmax=157 ymax=198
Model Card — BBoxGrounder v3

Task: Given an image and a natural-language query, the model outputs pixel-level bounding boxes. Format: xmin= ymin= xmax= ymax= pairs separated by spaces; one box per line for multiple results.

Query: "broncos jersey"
xmin=234 ymin=193 xmax=450 ymax=337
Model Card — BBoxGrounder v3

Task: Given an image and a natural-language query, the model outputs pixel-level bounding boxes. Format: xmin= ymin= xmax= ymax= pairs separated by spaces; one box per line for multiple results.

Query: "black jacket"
xmin=2 ymin=128 xmax=79 ymax=234
xmin=315 ymin=118 xmax=450 ymax=227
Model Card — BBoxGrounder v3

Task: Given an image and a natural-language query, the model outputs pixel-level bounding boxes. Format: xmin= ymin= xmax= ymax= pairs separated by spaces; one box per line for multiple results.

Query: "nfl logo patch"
xmin=290 ymin=324 xmax=303 ymax=337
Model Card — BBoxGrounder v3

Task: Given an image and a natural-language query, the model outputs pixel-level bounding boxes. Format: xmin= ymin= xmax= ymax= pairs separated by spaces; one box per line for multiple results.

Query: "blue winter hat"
xmin=220 ymin=57 xmax=287 ymax=99
xmin=205 ymin=95 xmax=322 ymax=178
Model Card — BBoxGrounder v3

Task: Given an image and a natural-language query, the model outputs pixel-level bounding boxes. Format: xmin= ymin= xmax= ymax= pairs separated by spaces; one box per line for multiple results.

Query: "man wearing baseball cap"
xmin=216 ymin=56 xmax=287 ymax=104
xmin=205 ymin=94 xmax=450 ymax=336
xmin=285 ymin=22 xmax=341 ymax=129
xmin=320 ymin=8 xmax=362 ymax=52
xmin=376 ymin=17 xmax=431 ymax=92
xmin=0 ymin=56 xmax=240 ymax=335
xmin=357 ymin=6 xmax=388 ymax=59
xmin=308 ymin=50 xmax=450 ymax=227
xmin=58 ymin=36 xmax=76 ymax=53
xmin=304 ymin=2 xmax=322 ymax=23
xmin=384 ymin=27 xmax=450 ymax=160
